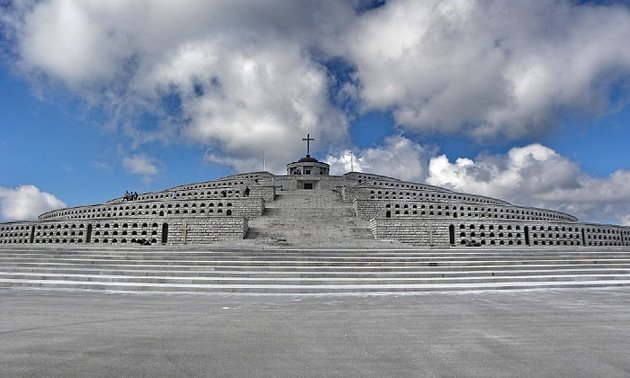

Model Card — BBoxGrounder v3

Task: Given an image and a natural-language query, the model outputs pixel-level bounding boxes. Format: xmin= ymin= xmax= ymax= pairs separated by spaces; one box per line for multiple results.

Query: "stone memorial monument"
xmin=1 ymin=134 xmax=629 ymax=248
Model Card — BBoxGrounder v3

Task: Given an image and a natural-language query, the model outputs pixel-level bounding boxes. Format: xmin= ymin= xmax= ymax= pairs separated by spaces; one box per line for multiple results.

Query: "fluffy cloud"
xmin=0 ymin=185 xmax=66 ymax=221
xmin=2 ymin=0 xmax=629 ymax=190
xmin=325 ymin=136 xmax=430 ymax=182
xmin=152 ymin=40 xmax=347 ymax=165
xmin=2 ymin=0 xmax=352 ymax=169
xmin=342 ymin=0 xmax=630 ymax=140
xmin=427 ymin=144 xmax=581 ymax=200
xmin=122 ymin=154 xmax=160 ymax=180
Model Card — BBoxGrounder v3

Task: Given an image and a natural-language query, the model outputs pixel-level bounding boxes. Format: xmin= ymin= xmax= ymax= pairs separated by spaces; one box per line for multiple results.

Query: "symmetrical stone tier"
xmin=1 ymin=168 xmax=629 ymax=248
xmin=354 ymin=199 xmax=577 ymax=223
xmin=39 ymin=198 xmax=264 ymax=221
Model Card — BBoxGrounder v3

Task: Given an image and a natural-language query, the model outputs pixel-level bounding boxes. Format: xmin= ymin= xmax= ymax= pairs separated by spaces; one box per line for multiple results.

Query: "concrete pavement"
xmin=1 ymin=288 xmax=630 ymax=377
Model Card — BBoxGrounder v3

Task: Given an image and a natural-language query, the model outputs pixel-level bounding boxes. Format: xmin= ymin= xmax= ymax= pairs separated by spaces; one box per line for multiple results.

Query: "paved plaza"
xmin=1 ymin=288 xmax=630 ymax=377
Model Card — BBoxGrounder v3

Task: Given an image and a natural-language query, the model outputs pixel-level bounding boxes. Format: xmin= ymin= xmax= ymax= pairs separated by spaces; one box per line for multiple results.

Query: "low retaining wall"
xmin=0 ymin=217 xmax=248 ymax=245
xmin=371 ymin=218 xmax=630 ymax=247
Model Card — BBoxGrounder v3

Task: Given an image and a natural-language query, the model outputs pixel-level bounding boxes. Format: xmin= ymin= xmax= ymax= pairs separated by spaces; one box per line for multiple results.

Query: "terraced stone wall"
xmin=370 ymin=218 xmax=445 ymax=246
xmin=108 ymin=184 xmax=275 ymax=204
xmin=166 ymin=217 xmax=248 ymax=244
xmin=168 ymin=177 xmax=261 ymax=192
xmin=0 ymin=222 xmax=34 ymax=244
xmin=217 ymin=172 xmax=274 ymax=182
xmin=354 ymin=199 xmax=577 ymax=223
xmin=39 ymin=198 xmax=265 ymax=221
xmin=345 ymin=172 xmax=448 ymax=193
xmin=371 ymin=218 xmax=630 ymax=247
xmin=345 ymin=186 xmax=509 ymax=206
xmin=0 ymin=217 xmax=247 ymax=245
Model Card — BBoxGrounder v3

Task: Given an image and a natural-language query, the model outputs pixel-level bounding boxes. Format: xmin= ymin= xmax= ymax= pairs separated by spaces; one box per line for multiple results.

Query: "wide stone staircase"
xmin=1 ymin=245 xmax=630 ymax=294
xmin=245 ymin=189 xmax=397 ymax=247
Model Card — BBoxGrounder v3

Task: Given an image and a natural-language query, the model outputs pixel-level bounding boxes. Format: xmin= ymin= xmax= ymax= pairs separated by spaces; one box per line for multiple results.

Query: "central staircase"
xmin=246 ymin=190 xmax=394 ymax=247
xmin=1 ymin=246 xmax=630 ymax=294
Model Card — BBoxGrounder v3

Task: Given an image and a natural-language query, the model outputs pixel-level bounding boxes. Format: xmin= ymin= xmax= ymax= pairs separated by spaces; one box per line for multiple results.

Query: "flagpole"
xmin=350 ymin=151 xmax=354 ymax=172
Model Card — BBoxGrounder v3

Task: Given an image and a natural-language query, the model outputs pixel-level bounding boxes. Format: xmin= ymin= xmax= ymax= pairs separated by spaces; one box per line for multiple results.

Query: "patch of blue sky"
xmin=541 ymin=105 xmax=630 ymax=176
xmin=349 ymin=111 xmax=396 ymax=149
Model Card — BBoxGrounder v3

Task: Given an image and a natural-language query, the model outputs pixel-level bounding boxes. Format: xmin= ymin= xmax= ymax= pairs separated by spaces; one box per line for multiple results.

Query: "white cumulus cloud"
xmin=0 ymin=185 xmax=66 ymax=221
xmin=122 ymin=154 xmax=160 ymax=180
xmin=2 ymin=0 xmax=353 ymax=170
xmin=341 ymin=0 xmax=630 ymax=140
xmin=2 ymin=0 xmax=629 ymax=193
xmin=325 ymin=136 xmax=431 ymax=182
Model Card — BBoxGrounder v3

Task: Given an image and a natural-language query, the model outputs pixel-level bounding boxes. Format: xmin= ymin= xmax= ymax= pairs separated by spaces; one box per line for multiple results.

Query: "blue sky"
xmin=0 ymin=0 xmax=629 ymax=225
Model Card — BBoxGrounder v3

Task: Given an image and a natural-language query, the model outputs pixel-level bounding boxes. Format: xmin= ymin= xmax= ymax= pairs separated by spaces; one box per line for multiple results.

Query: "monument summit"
xmin=1 ymin=135 xmax=629 ymax=248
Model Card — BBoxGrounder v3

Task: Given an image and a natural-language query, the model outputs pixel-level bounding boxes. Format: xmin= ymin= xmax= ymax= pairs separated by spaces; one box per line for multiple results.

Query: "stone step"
xmin=2 ymin=278 xmax=630 ymax=294
xmin=2 ymin=271 xmax=630 ymax=286
xmin=3 ymin=245 xmax=630 ymax=294
xmin=0 ymin=251 xmax=630 ymax=262
xmin=4 ymin=247 xmax=630 ymax=257
xmin=3 ymin=254 xmax=630 ymax=264
xmin=3 ymin=266 xmax=630 ymax=278
xmin=4 ymin=261 xmax=630 ymax=272
xmin=0 ymin=245 xmax=630 ymax=294
xmin=4 ymin=247 xmax=630 ymax=258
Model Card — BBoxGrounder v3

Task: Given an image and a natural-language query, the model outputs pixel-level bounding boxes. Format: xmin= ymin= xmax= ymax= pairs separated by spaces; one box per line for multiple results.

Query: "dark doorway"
xmin=161 ymin=223 xmax=169 ymax=244
xmin=86 ymin=224 xmax=93 ymax=243
xmin=524 ymin=226 xmax=530 ymax=246
xmin=303 ymin=183 xmax=313 ymax=190
xmin=449 ymin=225 xmax=455 ymax=245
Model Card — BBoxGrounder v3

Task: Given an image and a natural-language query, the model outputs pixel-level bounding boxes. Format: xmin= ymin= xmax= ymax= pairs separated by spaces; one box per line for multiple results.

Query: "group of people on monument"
xmin=124 ymin=186 xmax=249 ymax=202
xmin=220 ymin=187 xmax=250 ymax=197
xmin=123 ymin=191 xmax=139 ymax=201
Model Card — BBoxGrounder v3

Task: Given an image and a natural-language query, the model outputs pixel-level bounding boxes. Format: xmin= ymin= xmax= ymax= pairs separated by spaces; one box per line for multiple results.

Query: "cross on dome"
xmin=302 ymin=133 xmax=314 ymax=157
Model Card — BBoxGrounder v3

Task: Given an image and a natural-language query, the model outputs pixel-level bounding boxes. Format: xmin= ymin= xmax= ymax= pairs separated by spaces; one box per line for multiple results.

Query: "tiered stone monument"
xmin=1 ymin=135 xmax=629 ymax=248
